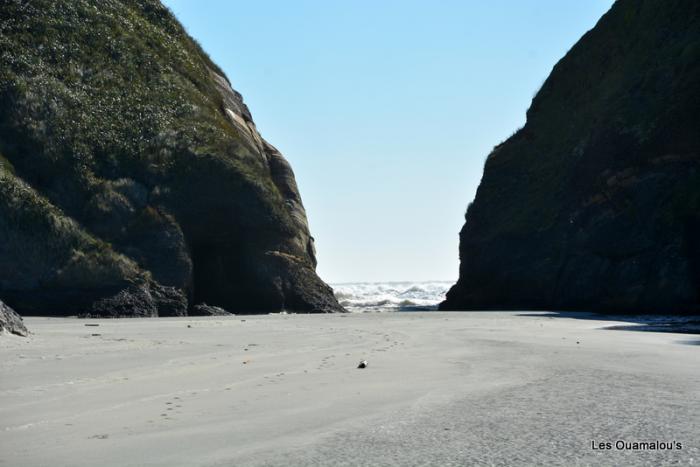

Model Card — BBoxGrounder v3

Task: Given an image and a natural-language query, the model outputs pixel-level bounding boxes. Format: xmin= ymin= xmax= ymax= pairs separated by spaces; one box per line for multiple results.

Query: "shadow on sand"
xmin=516 ymin=311 xmax=700 ymax=344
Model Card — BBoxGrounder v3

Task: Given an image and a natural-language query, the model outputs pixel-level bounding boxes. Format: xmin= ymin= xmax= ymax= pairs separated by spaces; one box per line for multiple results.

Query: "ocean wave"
xmin=331 ymin=281 xmax=452 ymax=312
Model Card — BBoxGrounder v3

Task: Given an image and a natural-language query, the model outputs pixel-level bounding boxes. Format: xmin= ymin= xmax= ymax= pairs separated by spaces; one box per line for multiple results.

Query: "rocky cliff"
xmin=442 ymin=0 xmax=699 ymax=313
xmin=0 ymin=0 xmax=342 ymax=316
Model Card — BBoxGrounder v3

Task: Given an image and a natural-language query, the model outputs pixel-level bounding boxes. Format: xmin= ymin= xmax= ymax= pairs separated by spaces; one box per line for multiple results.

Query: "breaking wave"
xmin=331 ymin=281 xmax=453 ymax=312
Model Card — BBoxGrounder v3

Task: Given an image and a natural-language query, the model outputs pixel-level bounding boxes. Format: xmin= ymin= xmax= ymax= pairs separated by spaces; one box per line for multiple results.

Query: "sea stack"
xmin=441 ymin=0 xmax=699 ymax=313
xmin=0 ymin=1 xmax=342 ymax=315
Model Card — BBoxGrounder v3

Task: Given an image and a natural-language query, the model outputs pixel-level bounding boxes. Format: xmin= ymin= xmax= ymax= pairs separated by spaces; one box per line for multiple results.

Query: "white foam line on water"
xmin=330 ymin=281 xmax=454 ymax=312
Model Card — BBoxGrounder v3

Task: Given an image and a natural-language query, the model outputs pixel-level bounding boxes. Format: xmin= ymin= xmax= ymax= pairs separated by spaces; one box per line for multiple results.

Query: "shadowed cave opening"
xmin=190 ymin=242 xmax=230 ymax=310
xmin=190 ymin=240 xmax=285 ymax=314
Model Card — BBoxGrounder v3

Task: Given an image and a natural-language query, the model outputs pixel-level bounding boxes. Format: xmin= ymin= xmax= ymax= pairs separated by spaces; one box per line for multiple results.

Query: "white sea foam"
xmin=331 ymin=281 xmax=453 ymax=312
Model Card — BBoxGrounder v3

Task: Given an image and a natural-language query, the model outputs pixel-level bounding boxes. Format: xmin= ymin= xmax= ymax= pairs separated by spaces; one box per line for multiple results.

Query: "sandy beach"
xmin=1 ymin=312 xmax=698 ymax=467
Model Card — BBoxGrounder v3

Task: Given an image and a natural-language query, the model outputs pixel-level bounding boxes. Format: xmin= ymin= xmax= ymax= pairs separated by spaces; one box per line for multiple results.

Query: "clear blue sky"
xmin=163 ymin=0 xmax=613 ymax=283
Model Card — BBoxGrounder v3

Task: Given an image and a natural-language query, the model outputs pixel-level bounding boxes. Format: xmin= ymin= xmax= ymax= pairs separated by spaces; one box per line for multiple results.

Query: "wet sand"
xmin=1 ymin=312 xmax=698 ymax=466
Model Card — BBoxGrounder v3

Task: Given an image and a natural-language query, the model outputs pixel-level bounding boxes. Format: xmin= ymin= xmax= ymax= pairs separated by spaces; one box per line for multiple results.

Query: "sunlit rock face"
xmin=442 ymin=0 xmax=700 ymax=313
xmin=0 ymin=0 xmax=342 ymax=316
xmin=0 ymin=300 xmax=28 ymax=336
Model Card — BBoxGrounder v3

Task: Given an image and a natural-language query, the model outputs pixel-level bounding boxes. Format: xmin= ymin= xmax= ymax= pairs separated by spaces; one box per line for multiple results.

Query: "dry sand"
xmin=1 ymin=312 xmax=698 ymax=467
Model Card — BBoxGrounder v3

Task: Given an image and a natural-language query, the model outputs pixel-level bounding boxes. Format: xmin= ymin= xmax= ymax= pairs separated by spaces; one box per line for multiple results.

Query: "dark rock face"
xmin=0 ymin=1 xmax=342 ymax=316
xmin=0 ymin=300 xmax=28 ymax=336
xmin=191 ymin=303 xmax=231 ymax=316
xmin=442 ymin=0 xmax=700 ymax=314
xmin=88 ymin=283 xmax=188 ymax=318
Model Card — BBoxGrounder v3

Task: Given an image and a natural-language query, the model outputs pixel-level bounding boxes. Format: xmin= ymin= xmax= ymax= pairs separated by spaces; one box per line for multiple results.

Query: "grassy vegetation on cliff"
xmin=0 ymin=0 xmax=270 ymax=180
xmin=0 ymin=0 xmax=297 ymax=269
xmin=0 ymin=168 xmax=144 ymax=290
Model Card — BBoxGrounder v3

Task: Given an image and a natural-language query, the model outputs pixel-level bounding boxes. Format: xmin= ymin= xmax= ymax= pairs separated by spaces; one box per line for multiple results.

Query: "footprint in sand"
xmin=318 ymin=354 xmax=337 ymax=369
